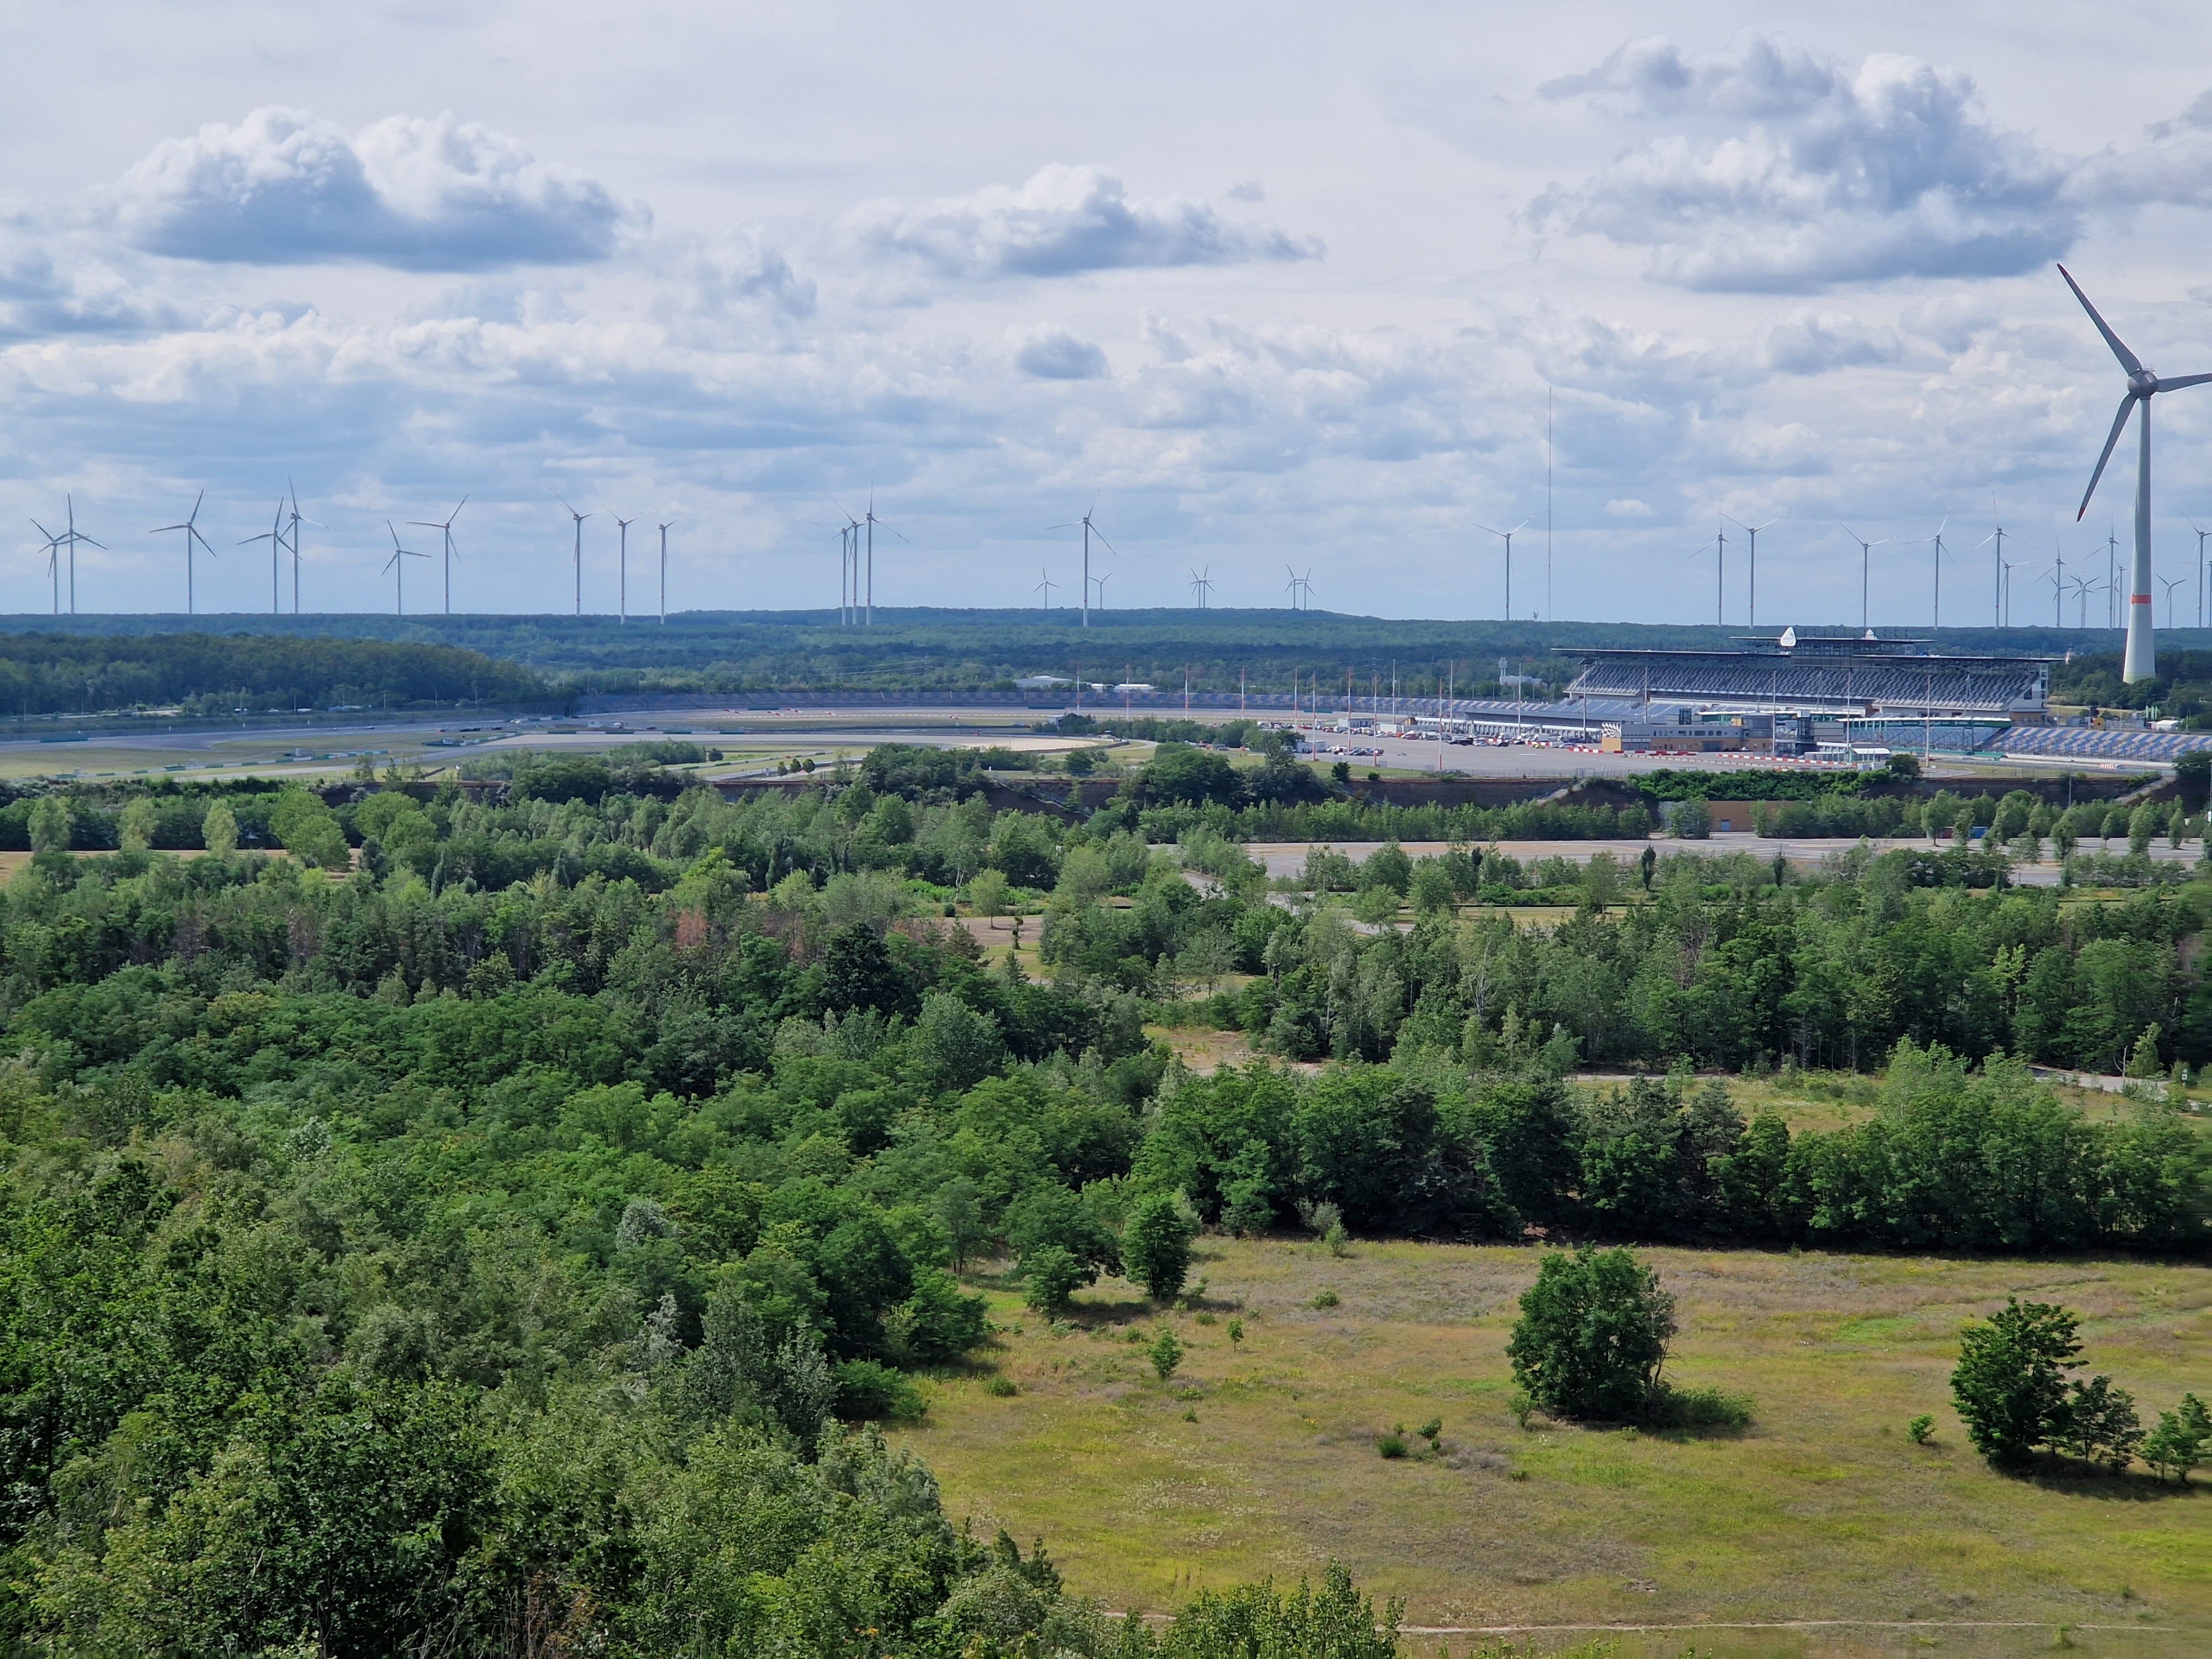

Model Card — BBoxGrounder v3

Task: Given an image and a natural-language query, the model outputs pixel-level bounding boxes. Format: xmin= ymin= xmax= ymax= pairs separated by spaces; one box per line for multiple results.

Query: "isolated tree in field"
xmin=1506 ymin=1243 xmax=1676 ymax=1421
xmin=1123 ymin=1192 xmax=1196 ymax=1303
xmin=1950 ymin=1298 xmax=2141 ymax=1470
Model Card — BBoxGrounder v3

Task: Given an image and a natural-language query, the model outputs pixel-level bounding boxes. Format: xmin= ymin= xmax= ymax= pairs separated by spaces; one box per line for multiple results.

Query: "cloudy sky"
xmin=12 ymin=1 xmax=2212 ymax=626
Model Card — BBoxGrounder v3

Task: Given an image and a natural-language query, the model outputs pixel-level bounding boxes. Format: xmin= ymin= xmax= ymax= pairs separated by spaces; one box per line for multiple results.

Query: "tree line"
xmin=0 ymin=630 xmax=556 ymax=718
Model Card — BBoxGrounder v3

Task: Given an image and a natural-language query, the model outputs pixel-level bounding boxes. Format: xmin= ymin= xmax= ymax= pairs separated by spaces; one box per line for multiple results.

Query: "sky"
xmin=12 ymin=1 xmax=2212 ymax=628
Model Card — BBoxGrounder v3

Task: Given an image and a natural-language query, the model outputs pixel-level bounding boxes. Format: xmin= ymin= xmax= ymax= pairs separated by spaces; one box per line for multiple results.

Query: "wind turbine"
xmin=1725 ymin=514 xmax=1782 ymax=628
xmin=1189 ymin=566 xmax=1214 ymax=608
xmin=1839 ymin=525 xmax=1891 ymax=633
xmin=613 ymin=515 xmax=635 ymax=623
xmin=1975 ymin=498 xmax=2008 ymax=627
xmin=238 ymin=502 xmax=286 ymax=613
xmin=53 ymin=497 xmax=100 ymax=614
xmin=1688 ymin=526 xmax=1728 ymax=626
xmin=408 ymin=498 xmax=466 ymax=615
xmin=2059 ymin=263 xmax=2212 ymax=680
xmin=658 ymin=521 xmax=674 ymax=623
xmin=1035 ymin=567 xmax=1057 ymax=610
xmin=2051 ymin=533 xmax=2067 ymax=629
xmin=2160 ymin=572 xmax=2188 ymax=629
xmin=282 ymin=480 xmax=316 ymax=614
xmin=1927 ymin=514 xmax=1953 ymax=629
xmin=1046 ymin=505 xmax=1113 ymax=628
xmin=1473 ymin=520 xmax=1527 ymax=622
xmin=30 ymin=520 xmax=62 ymax=614
xmin=558 ymin=499 xmax=591 ymax=615
xmin=2193 ymin=520 xmax=2211 ymax=629
xmin=382 ymin=523 xmax=429 ymax=615
xmin=150 ymin=492 xmax=215 ymax=614
xmin=2000 ymin=554 xmax=2023 ymax=628
xmin=1089 ymin=570 xmax=1113 ymax=611
xmin=858 ymin=495 xmax=902 ymax=626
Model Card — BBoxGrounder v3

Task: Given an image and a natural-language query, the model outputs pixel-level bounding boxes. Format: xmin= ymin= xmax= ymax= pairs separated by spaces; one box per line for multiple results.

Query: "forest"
xmin=0 ymin=632 xmax=556 ymax=718
xmin=3 ymin=611 xmax=2176 ymax=708
xmin=1 ymin=745 xmax=2205 ymax=1653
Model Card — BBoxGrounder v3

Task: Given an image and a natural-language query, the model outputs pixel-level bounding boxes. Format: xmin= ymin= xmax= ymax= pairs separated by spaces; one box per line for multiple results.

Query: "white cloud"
xmin=842 ymin=163 xmax=1321 ymax=279
xmin=1760 ymin=310 xmax=1903 ymax=374
xmin=1605 ymin=498 xmax=1653 ymax=517
xmin=1533 ymin=36 xmax=2075 ymax=291
xmin=112 ymin=108 xmax=639 ymax=270
xmin=1011 ymin=324 xmax=1107 ymax=379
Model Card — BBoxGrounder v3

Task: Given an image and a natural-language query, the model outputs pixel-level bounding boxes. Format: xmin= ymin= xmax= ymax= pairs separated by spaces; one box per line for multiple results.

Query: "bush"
xmin=1020 ymin=1245 xmax=1088 ymax=1316
xmin=2141 ymin=1394 xmax=2210 ymax=1483
xmin=1148 ymin=1327 xmax=1185 ymax=1380
xmin=1644 ymin=1385 xmax=1753 ymax=1431
xmin=1950 ymin=1298 xmax=2139 ymax=1470
xmin=1123 ymin=1192 xmax=1196 ymax=1302
xmin=1506 ymin=1243 xmax=1677 ymax=1422
xmin=834 ymin=1359 xmax=926 ymax=1422
xmin=983 ymin=1374 xmax=1019 ymax=1398
xmin=1376 ymin=1433 xmax=1407 ymax=1459
xmin=1907 ymin=1415 xmax=1936 ymax=1445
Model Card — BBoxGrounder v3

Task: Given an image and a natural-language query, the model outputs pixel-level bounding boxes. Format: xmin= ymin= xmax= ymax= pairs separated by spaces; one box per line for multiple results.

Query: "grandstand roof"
xmin=1566 ymin=638 xmax=2053 ymax=717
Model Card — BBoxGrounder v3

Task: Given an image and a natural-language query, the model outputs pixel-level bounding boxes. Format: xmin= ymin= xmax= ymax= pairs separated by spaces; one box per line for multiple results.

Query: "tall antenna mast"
xmin=1545 ymin=385 xmax=1553 ymax=622
xmin=614 ymin=515 xmax=635 ymax=624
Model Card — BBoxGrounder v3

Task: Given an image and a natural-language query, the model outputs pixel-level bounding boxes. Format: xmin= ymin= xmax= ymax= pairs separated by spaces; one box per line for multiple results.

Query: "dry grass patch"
xmin=894 ymin=1237 xmax=2211 ymax=1658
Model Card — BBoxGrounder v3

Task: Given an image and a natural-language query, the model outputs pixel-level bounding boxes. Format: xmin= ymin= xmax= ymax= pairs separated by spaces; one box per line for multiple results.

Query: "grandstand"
xmin=1564 ymin=630 xmax=2052 ymax=719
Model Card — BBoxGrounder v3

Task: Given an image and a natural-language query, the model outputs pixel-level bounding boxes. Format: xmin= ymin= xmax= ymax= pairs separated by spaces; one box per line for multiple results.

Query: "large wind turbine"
xmin=382 ymin=524 xmax=429 ymax=615
xmin=658 ymin=521 xmax=674 ymax=624
xmin=1474 ymin=521 xmax=1526 ymax=622
xmin=1975 ymin=498 xmax=2008 ymax=627
xmin=409 ymin=498 xmax=467 ymax=615
xmin=1927 ymin=515 xmax=1952 ymax=629
xmin=559 ymin=499 xmax=591 ymax=615
xmin=1688 ymin=525 xmax=1728 ymax=626
xmin=1725 ymin=514 xmax=1782 ymax=628
xmin=614 ymin=515 xmax=635 ymax=623
xmin=239 ymin=502 xmax=286 ymax=612
xmin=150 ymin=492 xmax=216 ymax=614
xmin=1839 ymin=525 xmax=1890 ymax=633
xmin=30 ymin=520 xmax=62 ymax=614
xmin=1189 ymin=566 xmax=1214 ymax=608
xmin=1046 ymin=506 xmax=1112 ymax=628
xmin=2058 ymin=263 xmax=2212 ymax=681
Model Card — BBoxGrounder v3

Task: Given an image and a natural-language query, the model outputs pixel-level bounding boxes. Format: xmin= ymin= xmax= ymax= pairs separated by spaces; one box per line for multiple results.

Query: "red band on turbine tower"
xmin=2132 ymin=593 xmax=2151 ymax=603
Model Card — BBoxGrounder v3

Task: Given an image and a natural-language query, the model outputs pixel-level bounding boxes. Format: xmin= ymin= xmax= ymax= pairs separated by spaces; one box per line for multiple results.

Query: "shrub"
xmin=1324 ymin=1220 xmax=1349 ymax=1258
xmin=1506 ymin=1243 xmax=1677 ymax=1422
xmin=1376 ymin=1433 xmax=1407 ymax=1459
xmin=1020 ymin=1245 xmax=1088 ymax=1316
xmin=1310 ymin=1290 xmax=1339 ymax=1310
xmin=1950 ymin=1298 xmax=2139 ymax=1470
xmin=983 ymin=1374 xmax=1019 ymax=1398
xmin=1123 ymin=1192 xmax=1196 ymax=1302
xmin=1644 ymin=1385 xmax=1753 ymax=1431
xmin=834 ymin=1359 xmax=926 ymax=1422
xmin=1907 ymin=1415 xmax=1936 ymax=1445
xmin=2141 ymin=1394 xmax=2210 ymax=1483
xmin=1227 ymin=1319 xmax=1244 ymax=1348
xmin=1148 ymin=1328 xmax=1185 ymax=1381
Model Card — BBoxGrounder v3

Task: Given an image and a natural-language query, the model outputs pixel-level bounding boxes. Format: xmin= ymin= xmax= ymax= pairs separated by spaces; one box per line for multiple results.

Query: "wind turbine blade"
xmin=2156 ymin=371 xmax=2212 ymax=392
xmin=79 ymin=537 xmax=105 ymax=550
xmin=2077 ymin=394 xmax=2137 ymax=520
xmin=407 ymin=520 xmax=444 ymax=529
xmin=2057 ymin=264 xmax=2143 ymax=374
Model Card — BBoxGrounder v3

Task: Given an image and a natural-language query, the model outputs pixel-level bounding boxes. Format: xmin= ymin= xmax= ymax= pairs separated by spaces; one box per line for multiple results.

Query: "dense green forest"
xmin=2 ymin=746 xmax=2204 ymax=1653
xmin=0 ymin=632 xmax=555 ymax=718
xmin=0 ymin=610 xmax=2177 ymax=707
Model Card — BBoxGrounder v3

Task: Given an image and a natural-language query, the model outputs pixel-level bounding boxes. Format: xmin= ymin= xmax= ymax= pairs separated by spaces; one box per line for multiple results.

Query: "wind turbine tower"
xmin=1839 ymin=525 xmax=1889 ymax=633
xmin=382 ymin=524 xmax=429 ymax=616
xmin=559 ymin=500 xmax=591 ymax=616
xmin=239 ymin=503 xmax=286 ymax=612
xmin=2059 ymin=263 xmax=2212 ymax=680
xmin=408 ymin=498 xmax=466 ymax=615
xmin=614 ymin=515 xmax=634 ymax=623
xmin=1474 ymin=521 xmax=1526 ymax=622
xmin=658 ymin=521 xmax=672 ymax=624
xmin=1725 ymin=514 xmax=1781 ymax=628
xmin=150 ymin=492 xmax=215 ymax=615
xmin=1048 ymin=507 xmax=1113 ymax=628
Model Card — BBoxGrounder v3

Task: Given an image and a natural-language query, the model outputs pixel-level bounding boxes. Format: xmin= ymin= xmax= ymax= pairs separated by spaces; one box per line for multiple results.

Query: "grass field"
xmin=891 ymin=1237 xmax=2211 ymax=1659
